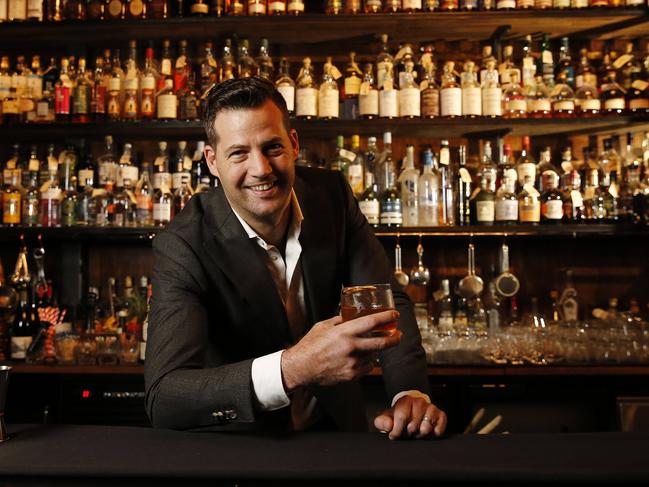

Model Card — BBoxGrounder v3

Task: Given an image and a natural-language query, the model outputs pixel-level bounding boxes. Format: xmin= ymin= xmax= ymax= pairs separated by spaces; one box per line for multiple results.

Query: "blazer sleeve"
xmin=337 ymin=172 xmax=431 ymax=400
xmin=144 ymin=230 xmax=260 ymax=431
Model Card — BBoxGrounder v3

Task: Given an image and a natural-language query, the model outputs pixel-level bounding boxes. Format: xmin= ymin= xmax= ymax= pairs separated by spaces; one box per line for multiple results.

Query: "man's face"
xmin=204 ymin=100 xmax=299 ymax=230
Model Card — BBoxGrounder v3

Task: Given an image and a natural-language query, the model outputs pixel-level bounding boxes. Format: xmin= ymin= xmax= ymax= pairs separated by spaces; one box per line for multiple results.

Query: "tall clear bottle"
xmin=295 ymin=57 xmax=318 ymax=120
xmin=440 ymin=61 xmax=461 ymax=118
xmin=399 ymin=145 xmax=419 ymax=227
xmin=275 ymin=58 xmax=295 ymax=116
xmin=461 ymin=60 xmax=481 ymax=118
xmin=417 ymin=147 xmax=441 ymax=227
xmin=359 ymin=63 xmax=379 ymax=119
xmin=377 ymin=34 xmax=398 ymax=119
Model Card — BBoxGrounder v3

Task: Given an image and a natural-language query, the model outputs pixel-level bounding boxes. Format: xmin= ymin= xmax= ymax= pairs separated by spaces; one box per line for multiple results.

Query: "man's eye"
xmin=229 ymin=151 xmax=245 ymax=158
xmin=267 ymin=144 xmax=283 ymax=154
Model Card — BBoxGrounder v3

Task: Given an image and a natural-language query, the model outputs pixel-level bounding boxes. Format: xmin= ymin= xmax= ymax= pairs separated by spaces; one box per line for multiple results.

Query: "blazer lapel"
xmin=294 ymin=176 xmax=339 ymax=326
xmin=201 ymin=186 xmax=293 ymax=350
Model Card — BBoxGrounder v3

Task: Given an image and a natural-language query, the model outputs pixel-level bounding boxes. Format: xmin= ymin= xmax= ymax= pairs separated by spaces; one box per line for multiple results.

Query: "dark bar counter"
xmin=1 ymin=424 xmax=648 ymax=486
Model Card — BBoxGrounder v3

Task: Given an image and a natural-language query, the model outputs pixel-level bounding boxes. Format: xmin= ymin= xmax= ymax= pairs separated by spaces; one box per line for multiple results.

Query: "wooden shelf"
xmin=0 ymin=223 xmax=647 ymax=243
xmin=0 ymin=10 xmax=646 ymax=47
xmin=6 ymin=363 xmax=649 ymax=376
xmin=3 ymin=116 xmax=649 ymax=141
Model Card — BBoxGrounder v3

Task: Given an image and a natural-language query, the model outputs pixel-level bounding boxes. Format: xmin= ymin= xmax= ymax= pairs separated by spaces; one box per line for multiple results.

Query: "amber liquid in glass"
xmin=340 ymin=305 xmax=397 ymax=337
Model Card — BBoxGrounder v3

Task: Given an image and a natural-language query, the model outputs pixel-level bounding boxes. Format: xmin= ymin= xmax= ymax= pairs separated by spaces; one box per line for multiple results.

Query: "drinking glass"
xmin=340 ymin=284 xmax=397 ymax=337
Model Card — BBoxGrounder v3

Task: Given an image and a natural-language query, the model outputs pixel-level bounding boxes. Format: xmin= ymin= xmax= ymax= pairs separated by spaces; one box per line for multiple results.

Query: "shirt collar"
xmin=231 ymin=190 xmax=303 ymax=249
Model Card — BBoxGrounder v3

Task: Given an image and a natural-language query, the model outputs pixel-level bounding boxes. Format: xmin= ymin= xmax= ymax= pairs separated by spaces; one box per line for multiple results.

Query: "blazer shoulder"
xmin=153 ymin=191 xmax=212 ymax=252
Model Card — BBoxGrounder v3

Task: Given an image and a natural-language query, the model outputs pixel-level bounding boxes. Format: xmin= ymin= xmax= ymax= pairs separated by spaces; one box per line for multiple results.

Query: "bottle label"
xmin=440 ymin=87 xmax=461 ymax=117
xmin=287 ymin=0 xmax=304 ymax=10
xmin=528 ymin=98 xmax=551 ymax=112
xmin=9 ymin=0 xmax=26 ymax=18
xmin=27 ymin=74 xmax=43 ymax=98
xmin=461 ymin=87 xmax=481 ymax=116
xmin=137 ymin=193 xmax=152 ymax=210
xmin=269 ymin=0 xmax=286 ymax=11
xmin=141 ymin=93 xmax=155 ymax=117
xmin=578 ymin=99 xmax=601 ymax=111
xmin=73 ymin=86 xmax=90 ymax=114
xmin=120 ymin=166 xmax=139 ymax=186
xmin=399 ymin=88 xmax=421 ymax=117
xmin=553 ymin=0 xmax=569 ymax=6
xmin=631 ymin=80 xmax=649 ymax=91
xmin=141 ymin=75 xmax=156 ymax=91
xmin=108 ymin=0 xmax=123 ymax=16
xmin=55 ymin=85 xmax=71 ymax=114
xmin=378 ymin=89 xmax=398 ymax=118
xmin=248 ymin=0 xmax=265 ymax=14
xmin=421 ymin=88 xmax=439 ymax=117
xmin=543 ymin=199 xmax=564 ymax=220
xmin=359 ymin=90 xmax=379 ymax=116
xmin=519 ymin=201 xmax=540 ymax=222
xmin=402 ymin=0 xmax=422 ymax=7
xmin=296 ymin=87 xmax=317 ymax=117
xmin=359 ymin=200 xmax=380 ymax=225
xmin=157 ymin=93 xmax=177 ymax=119
xmin=506 ymin=99 xmax=527 ymax=112
xmin=277 ymin=85 xmax=295 ymax=112
xmin=3 ymin=193 xmax=21 ymax=224
xmin=123 ymin=96 xmax=138 ymax=118
xmin=380 ymin=211 xmax=402 ymax=226
xmin=129 ymin=0 xmax=144 ymax=15
xmin=630 ymin=99 xmax=649 ymax=110
xmin=153 ymin=202 xmax=171 ymax=222
xmin=481 ymin=87 xmax=502 ymax=116
xmin=27 ymin=0 xmax=42 ymax=16
xmin=497 ymin=0 xmax=515 ymax=6
xmin=553 ymin=100 xmax=575 ymax=111
xmin=571 ymin=0 xmax=587 ymax=5
xmin=318 ymin=88 xmax=339 ymax=118
xmin=11 ymin=336 xmax=32 ymax=360
xmin=495 ymin=199 xmax=518 ymax=221
xmin=123 ymin=78 xmax=138 ymax=91
xmin=78 ymin=169 xmax=94 ymax=185
xmin=0 ymin=74 xmax=11 ymax=97
xmin=108 ymin=77 xmax=121 ymax=91
xmin=347 ymin=164 xmax=364 ymax=195
xmin=604 ymin=98 xmax=625 ymax=110
xmin=1 ymin=97 xmax=18 ymax=114
xmin=476 ymin=200 xmax=495 ymax=222
xmin=344 ymin=76 xmax=361 ymax=96
xmin=576 ymin=73 xmax=597 ymax=89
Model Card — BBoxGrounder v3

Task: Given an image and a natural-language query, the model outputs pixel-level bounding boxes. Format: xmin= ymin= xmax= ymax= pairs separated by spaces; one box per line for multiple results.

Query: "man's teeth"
xmin=250 ymin=182 xmax=274 ymax=191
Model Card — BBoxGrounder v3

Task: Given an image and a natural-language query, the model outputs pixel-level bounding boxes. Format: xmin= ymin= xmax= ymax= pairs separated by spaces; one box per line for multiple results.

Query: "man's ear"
xmin=204 ymin=144 xmax=220 ymax=179
xmin=289 ymin=129 xmax=300 ymax=161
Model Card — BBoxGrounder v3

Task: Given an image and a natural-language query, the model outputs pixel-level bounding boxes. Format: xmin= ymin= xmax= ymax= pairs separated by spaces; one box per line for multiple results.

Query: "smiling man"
xmin=145 ymin=77 xmax=446 ymax=439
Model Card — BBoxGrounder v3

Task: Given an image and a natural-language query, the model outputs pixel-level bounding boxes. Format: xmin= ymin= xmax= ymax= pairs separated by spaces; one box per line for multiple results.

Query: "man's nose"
xmin=248 ymin=150 xmax=273 ymax=177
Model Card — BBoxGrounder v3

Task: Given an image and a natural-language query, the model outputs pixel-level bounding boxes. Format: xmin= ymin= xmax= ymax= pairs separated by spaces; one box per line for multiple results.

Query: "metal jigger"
xmin=0 ymin=365 xmax=10 ymax=442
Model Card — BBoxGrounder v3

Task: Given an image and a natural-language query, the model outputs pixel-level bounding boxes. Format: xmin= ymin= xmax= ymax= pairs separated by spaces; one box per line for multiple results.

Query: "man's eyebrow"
xmin=262 ymin=137 xmax=285 ymax=146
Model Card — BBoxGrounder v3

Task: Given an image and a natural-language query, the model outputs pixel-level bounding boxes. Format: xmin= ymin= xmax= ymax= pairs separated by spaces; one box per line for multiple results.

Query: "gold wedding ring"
xmin=422 ymin=416 xmax=432 ymax=423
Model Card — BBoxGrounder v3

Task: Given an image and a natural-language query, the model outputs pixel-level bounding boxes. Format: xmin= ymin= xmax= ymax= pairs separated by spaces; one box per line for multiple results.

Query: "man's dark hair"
xmin=202 ymin=77 xmax=291 ymax=148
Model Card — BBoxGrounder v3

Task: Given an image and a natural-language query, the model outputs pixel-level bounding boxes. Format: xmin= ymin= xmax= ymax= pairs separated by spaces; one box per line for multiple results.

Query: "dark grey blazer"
xmin=144 ymin=166 xmax=430 ymax=432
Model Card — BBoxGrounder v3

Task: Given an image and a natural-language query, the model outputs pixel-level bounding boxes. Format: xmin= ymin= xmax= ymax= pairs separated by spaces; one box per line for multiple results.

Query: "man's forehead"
xmin=213 ymin=102 xmax=286 ymax=143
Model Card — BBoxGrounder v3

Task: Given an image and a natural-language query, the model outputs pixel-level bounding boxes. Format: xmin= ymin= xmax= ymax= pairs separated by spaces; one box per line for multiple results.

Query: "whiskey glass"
xmin=340 ymin=284 xmax=396 ymax=337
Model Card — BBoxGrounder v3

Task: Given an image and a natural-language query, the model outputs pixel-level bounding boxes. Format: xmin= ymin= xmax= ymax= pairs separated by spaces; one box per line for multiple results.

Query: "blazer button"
xmin=225 ymin=409 xmax=238 ymax=420
xmin=212 ymin=411 xmax=225 ymax=424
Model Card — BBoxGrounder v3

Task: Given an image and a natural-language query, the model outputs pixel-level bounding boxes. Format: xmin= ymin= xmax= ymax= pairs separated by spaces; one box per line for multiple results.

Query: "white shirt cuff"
xmin=251 ymin=350 xmax=291 ymax=411
xmin=391 ymin=390 xmax=431 ymax=407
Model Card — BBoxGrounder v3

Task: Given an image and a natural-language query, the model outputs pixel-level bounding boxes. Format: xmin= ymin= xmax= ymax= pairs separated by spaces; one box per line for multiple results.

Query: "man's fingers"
xmin=374 ymin=412 xmax=393 ymax=433
xmin=354 ymin=330 xmax=402 ymax=353
xmin=339 ymin=310 xmax=400 ymax=336
xmin=418 ymin=406 xmax=447 ymax=439
xmin=388 ymin=405 xmax=409 ymax=440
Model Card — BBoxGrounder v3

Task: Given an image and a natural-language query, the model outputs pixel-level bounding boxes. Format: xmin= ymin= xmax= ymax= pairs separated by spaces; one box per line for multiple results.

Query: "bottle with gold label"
xmin=502 ymin=71 xmax=526 ymax=119
xmin=518 ymin=174 xmax=540 ymax=225
xmin=157 ymin=78 xmax=177 ymax=120
xmin=122 ymin=40 xmax=140 ymax=121
xmin=219 ymin=39 xmax=235 ymax=82
xmin=275 ymin=58 xmax=295 ymax=115
xmin=461 ymin=60 xmax=481 ymax=118
xmin=2 ymin=170 xmax=21 ymax=226
xmin=105 ymin=0 xmax=125 ymax=18
xmin=72 ymin=58 xmax=92 ymax=123
xmin=318 ymin=57 xmax=340 ymax=120
xmin=190 ymin=0 xmax=209 ymax=13
xmin=247 ymin=0 xmax=266 ymax=15
xmin=268 ymin=0 xmax=285 ymax=13
xmin=295 ymin=57 xmax=317 ymax=119
xmin=140 ymin=47 xmax=157 ymax=120
xmin=440 ymin=61 xmax=461 ymax=118
xmin=601 ymin=70 xmax=627 ymax=115
xmin=399 ymin=60 xmax=420 ymax=119
xmin=286 ymin=0 xmax=303 ymax=13
xmin=342 ymin=52 xmax=362 ymax=120
xmin=127 ymin=0 xmax=146 ymax=17
xmin=237 ymin=39 xmax=257 ymax=78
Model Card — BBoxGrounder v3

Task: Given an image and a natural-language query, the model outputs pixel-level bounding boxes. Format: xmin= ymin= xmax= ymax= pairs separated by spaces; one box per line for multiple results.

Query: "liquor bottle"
xmin=178 ymin=73 xmax=199 ymax=120
xmin=438 ymin=0 xmax=456 ymax=9
xmin=295 ymin=57 xmax=317 ymax=120
xmin=499 ymin=45 xmax=520 ymax=90
xmin=420 ymin=62 xmax=439 ymax=119
xmin=536 ymin=146 xmax=560 ymax=193
xmin=516 ymin=136 xmax=536 ymax=191
xmin=77 ymin=147 xmax=96 ymax=192
xmin=417 ymin=147 xmax=441 ymax=227
xmin=98 ymin=135 xmax=118 ymax=185
xmin=89 ymin=181 xmax=110 ymax=226
xmin=539 ymin=34 xmax=554 ymax=89
xmin=470 ymin=172 xmax=495 ymax=225
xmin=153 ymin=141 xmax=171 ymax=191
xmin=199 ymin=42 xmax=218 ymax=97
xmin=157 ymin=78 xmax=177 ymax=120
xmin=152 ymin=170 xmax=172 ymax=227
xmin=127 ymin=0 xmax=146 ymax=17
xmin=496 ymin=0 xmax=513 ymax=8
xmin=561 ymin=166 xmax=584 ymax=223
xmin=117 ymin=142 xmax=138 ymax=189
xmin=328 ymin=135 xmax=351 ymax=172
xmin=540 ymin=172 xmax=564 ymax=223
xmin=105 ymin=0 xmax=124 ymax=18
xmin=190 ymin=141 xmax=207 ymax=189
xmin=171 ymin=141 xmax=191 ymax=192
xmin=287 ymin=0 xmax=303 ymax=13
xmin=86 ymin=0 xmax=104 ymax=18
xmin=140 ymin=47 xmax=157 ymax=120
xmin=23 ymin=55 xmax=42 ymax=122
xmin=247 ymin=0 xmax=266 ymax=15
xmin=399 ymin=60 xmax=420 ymax=119
xmin=422 ymin=0 xmax=436 ymax=9
xmin=600 ymin=70 xmax=627 ymax=115
xmin=2 ymin=169 xmax=21 ymax=226
xmin=1 ymin=87 xmax=19 ymax=123
xmin=60 ymin=175 xmax=78 ymax=227
xmin=364 ymin=0 xmax=381 ymax=11
xmin=190 ymin=0 xmax=208 ymax=13
xmin=383 ymin=0 xmax=400 ymax=11
xmin=72 ymin=57 xmax=91 ymax=123
xmin=58 ymin=144 xmax=78 ymax=193
xmin=479 ymin=60 xmax=500 ymax=118
xmin=122 ymin=41 xmax=140 ymax=121
xmin=173 ymin=175 xmax=193 ymax=218
xmin=149 ymin=0 xmax=168 ymax=17
xmin=318 ymin=57 xmax=340 ymax=119
xmin=227 ymin=0 xmax=243 ymax=13
xmin=255 ymin=39 xmax=274 ymax=81
xmin=344 ymin=0 xmax=361 ymax=12
xmin=107 ymin=50 xmax=123 ymax=121
xmin=0 ymin=56 xmax=11 ymax=102
xmin=551 ymin=71 xmax=575 ymax=118
xmin=376 ymin=131 xmax=396 ymax=196
xmin=22 ymin=169 xmax=40 ymax=226
xmin=455 ymin=145 xmax=471 ymax=226
xmin=217 ymin=39 xmax=234 ymax=82
xmin=376 ymin=37 xmax=398 ymax=119
xmin=440 ymin=61 xmax=461 ymax=118
xmin=54 ymin=57 xmax=72 ymax=122
xmin=268 ymin=0 xmax=285 ymax=13
xmin=174 ymin=40 xmax=192 ymax=91
xmin=63 ymin=0 xmax=85 ymax=18
xmin=575 ymin=48 xmax=597 ymax=92
xmin=274 ymin=58 xmax=295 ymax=116
xmin=114 ymin=178 xmax=136 ymax=227
xmin=136 ymin=161 xmax=153 ymax=226
xmin=571 ymin=0 xmax=587 ymax=7
xmin=460 ymin=60 xmax=481 ymax=118
xmin=401 ymin=0 xmax=420 ymax=10
xmin=520 ymin=35 xmax=536 ymax=90
xmin=379 ymin=168 xmax=402 ymax=227
xmin=399 ymin=145 xmax=419 ymax=227
xmin=526 ymin=75 xmax=551 ymax=119
xmin=359 ymin=168 xmax=380 ymax=227
xmin=158 ymin=40 xmax=173 ymax=90
xmin=11 ymin=286 xmax=33 ymax=361
xmin=518 ymin=173 xmax=540 ymax=225
xmin=628 ymin=74 xmax=649 ymax=114
xmin=479 ymin=45 xmax=496 ymax=85
xmin=347 ymin=135 xmax=365 ymax=197
xmin=575 ymin=76 xmax=600 ymax=117
xmin=358 ymin=63 xmax=379 ymax=119
xmin=556 ymin=37 xmax=575 ymax=89
xmin=325 ymin=0 xmax=343 ymax=13
xmin=27 ymin=0 xmax=43 ymax=18
xmin=495 ymin=172 xmax=518 ymax=224
xmin=40 ymin=167 xmax=62 ymax=227
xmin=90 ymin=57 xmax=106 ymax=122
xmin=75 ymin=174 xmax=93 ymax=226
xmin=341 ymin=52 xmax=362 ymax=120
xmin=37 ymin=144 xmax=55 ymax=187
xmin=502 ymin=71 xmax=526 ymax=119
